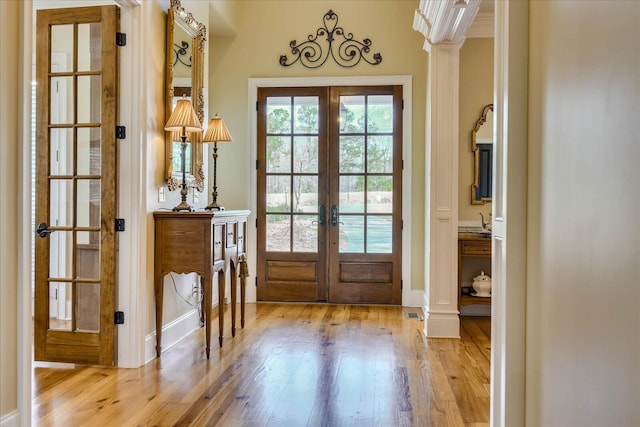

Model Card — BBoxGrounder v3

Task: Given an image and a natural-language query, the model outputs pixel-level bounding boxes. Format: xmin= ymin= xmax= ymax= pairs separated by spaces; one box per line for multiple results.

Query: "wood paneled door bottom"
xmin=32 ymin=303 xmax=490 ymax=426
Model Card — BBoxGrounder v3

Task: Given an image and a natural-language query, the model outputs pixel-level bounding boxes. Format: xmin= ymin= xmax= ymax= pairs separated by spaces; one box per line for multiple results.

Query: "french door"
xmin=34 ymin=6 xmax=119 ymax=365
xmin=257 ymin=86 xmax=402 ymax=304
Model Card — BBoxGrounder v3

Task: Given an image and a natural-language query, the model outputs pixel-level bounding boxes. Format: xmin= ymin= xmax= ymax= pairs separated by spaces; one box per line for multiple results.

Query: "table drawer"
xmin=213 ymin=224 xmax=224 ymax=261
xmin=226 ymin=222 xmax=237 ymax=248
xmin=237 ymin=222 xmax=245 ymax=253
xmin=460 ymin=240 xmax=491 ymax=255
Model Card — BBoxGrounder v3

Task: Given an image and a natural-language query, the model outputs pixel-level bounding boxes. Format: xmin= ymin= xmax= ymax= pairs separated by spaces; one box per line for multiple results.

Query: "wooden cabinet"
xmin=458 ymin=233 xmax=491 ymax=309
xmin=153 ymin=210 xmax=250 ymax=359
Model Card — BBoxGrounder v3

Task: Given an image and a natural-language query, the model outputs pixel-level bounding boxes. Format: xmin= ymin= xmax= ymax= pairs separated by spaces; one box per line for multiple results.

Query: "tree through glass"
xmin=265 ymin=96 xmax=320 ymax=252
xmin=338 ymin=94 xmax=394 ymax=253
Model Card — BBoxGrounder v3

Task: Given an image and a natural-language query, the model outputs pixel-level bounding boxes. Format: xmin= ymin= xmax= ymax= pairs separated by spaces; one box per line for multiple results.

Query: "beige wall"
xmin=527 ymin=1 xmax=640 ymax=425
xmin=209 ymin=0 xmax=427 ymax=291
xmin=0 ymin=0 xmax=20 ymax=419
xmin=458 ymin=37 xmax=493 ymax=222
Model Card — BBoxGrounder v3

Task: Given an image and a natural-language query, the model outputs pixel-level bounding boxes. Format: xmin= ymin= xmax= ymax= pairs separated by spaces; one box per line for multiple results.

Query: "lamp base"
xmin=172 ymin=137 xmax=192 ymax=212
xmin=204 ymin=202 xmax=224 ymax=211
xmin=172 ymin=200 xmax=193 ymax=212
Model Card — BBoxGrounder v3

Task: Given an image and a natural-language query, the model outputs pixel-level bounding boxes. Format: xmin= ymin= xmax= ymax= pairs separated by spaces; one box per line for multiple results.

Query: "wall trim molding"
xmin=247 ymin=75 xmax=414 ymax=306
xmin=491 ymin=1 xmax=528 ymax=425
xmin=0 ymin=410 xmax=19 ymax=427
xmin=467 ymin=12 xmax=494 ymax=39
xmin=423 ymin=304 xmax=460 ymax=338
xmin=413 ymin=0 xmax=481 ymax=51
xmin=144 ymin=308 xmax=202 ymax=364
xmin=115 ymin=0 xmax=146 ymax=370
xmin=18 ymin=2 xmax=34 ymax=427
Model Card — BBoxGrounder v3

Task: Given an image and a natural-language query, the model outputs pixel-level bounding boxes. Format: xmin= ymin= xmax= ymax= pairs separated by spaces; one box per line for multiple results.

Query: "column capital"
xmin=413 ymin=0 xmax=481 ymax=51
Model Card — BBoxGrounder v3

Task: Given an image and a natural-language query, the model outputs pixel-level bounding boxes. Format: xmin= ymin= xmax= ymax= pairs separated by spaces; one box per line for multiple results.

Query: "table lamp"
xmin=202 ymin=114 xmax=232 ymax=210
xmin=164 ymin=95 xmax=202 ymax=211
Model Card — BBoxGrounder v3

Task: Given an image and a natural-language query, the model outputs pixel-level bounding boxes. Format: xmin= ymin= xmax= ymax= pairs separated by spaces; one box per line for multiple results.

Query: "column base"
xmin=423 ymin=306 xmax=460 ymax=338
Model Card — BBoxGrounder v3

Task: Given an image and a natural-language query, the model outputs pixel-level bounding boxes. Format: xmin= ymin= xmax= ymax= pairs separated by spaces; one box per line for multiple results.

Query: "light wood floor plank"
xmin=32 ymin=303 xmax=490 ymax=426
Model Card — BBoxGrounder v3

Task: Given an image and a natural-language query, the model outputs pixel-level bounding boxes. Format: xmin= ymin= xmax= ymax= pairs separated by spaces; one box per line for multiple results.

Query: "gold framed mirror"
xmin=165 ymin=0 xmax=206 ymax=192
xmin=471 ymin=103 xmax=493 ymax=205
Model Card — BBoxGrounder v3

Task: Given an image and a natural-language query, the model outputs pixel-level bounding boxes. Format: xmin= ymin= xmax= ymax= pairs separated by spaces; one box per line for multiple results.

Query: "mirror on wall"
xmin=165 ymin=0 xmax=206 ymax=192
xmin=471 ymin=104 xmax=493 ymax=205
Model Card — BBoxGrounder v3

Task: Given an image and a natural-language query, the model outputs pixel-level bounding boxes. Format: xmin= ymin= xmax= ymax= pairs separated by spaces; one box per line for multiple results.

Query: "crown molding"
xmin=467 ymin=12 xmax=494 ymax=38
xmin=413 ymin=0 xmax=481 ymax=50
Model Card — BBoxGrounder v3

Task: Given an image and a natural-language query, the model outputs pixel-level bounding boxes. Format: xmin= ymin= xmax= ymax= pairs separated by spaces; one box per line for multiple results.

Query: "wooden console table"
xmin=458 ymin=232 xmax=491 ymax=309
xmin=153 ymin=210 xmax=250 ymax=359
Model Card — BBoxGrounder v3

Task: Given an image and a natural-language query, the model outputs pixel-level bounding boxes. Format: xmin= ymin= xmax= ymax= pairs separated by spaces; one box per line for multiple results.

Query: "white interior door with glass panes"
xmin=257 ymin=86 xmax=402 ymax=304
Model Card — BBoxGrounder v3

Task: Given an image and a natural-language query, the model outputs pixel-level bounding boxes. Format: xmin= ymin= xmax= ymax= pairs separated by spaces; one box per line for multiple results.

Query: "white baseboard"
xmin=144 ymin=308 xmax=202 ymax=363
xmin=244 ymin=279 xmax=256 ymax=303
xmin=423 ymin=305 xmax=460 ymax=338
xmin=0 ymin=410 xmax=19 ymax=427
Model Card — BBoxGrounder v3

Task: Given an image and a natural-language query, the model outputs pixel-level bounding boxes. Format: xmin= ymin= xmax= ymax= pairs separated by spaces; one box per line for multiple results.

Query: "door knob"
xmin=312 ymin=205 xmax=326 ymax=226
xmin=36 ymin=222 xmax=54 ymax=238
xmin=331 ymin=205 xmax=338 ymax=226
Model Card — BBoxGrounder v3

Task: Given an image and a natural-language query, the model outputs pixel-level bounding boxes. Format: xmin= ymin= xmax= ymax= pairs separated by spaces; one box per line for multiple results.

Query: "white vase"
xmin=472 ymin=271 xmax=492 ymax=297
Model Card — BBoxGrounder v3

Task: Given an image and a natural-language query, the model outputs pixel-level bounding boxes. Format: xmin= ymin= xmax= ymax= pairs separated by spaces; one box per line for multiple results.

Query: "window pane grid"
xmin=265 ymin=95 xmax=320 ymax=253
xmin=338 ymin=94 xmax=394 ymax=254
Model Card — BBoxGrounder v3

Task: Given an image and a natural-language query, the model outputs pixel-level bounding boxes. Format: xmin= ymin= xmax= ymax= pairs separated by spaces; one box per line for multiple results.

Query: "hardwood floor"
xmin=33 ymin=303 xmax=490 ymax=426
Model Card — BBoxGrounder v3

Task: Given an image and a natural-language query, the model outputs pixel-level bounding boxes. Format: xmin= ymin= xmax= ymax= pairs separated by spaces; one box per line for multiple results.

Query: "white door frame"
xmin=491 ymin=1 xmax=528 ymax=425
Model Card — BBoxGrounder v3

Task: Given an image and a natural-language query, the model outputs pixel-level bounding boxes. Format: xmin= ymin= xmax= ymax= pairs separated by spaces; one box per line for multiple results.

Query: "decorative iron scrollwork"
xmin=173 ymin=41 xmax=192 ymax=67
xmin=279 ymin=9 xmax=382 ymax=69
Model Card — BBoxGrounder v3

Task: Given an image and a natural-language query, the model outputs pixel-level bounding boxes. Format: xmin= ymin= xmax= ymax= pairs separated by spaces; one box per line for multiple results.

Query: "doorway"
xmin=256 ymin=85 xmax=403 ymax=304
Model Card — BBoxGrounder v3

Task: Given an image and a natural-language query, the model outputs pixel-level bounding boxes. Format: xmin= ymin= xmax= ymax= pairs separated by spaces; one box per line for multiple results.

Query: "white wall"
xmin=526 ymin=2 xmax=640 ymax=425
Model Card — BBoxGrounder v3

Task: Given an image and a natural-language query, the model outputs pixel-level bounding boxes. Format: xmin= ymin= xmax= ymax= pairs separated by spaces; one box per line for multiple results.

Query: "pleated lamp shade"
xmin=203 ymin=114 xmax=233 ymax=144
xmin=165 ymin=96 xmax=202 ymax=133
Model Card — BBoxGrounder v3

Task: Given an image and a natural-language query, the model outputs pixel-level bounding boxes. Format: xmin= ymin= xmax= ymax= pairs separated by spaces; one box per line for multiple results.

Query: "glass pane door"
xmin=257 ymin=88 xmax=328 ymax=302
xmin=35 ymin=6 xmax=118 ymax=365
xmin=328 ymin=86 xmax=402 ymax=304
xmin=257 ymin=85 xmax=402 ymax=304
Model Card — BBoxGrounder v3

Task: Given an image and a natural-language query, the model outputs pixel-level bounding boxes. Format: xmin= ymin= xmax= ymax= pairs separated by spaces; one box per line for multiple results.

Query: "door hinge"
xmin=401 ymin=280 xmax=403 ymax=290
xmin=115 ymin=218 xmax=125 ymax=232
xmin=402 ymin=99 xmax=404 ymax=110
xmin=255 ymin=277 xmax=258 ymax=287
xmin=256 ymin=101 xmax=259 ymax=111
xmin=402 ymin=159 xmax=404 ymax=170
xmin=401 ymin=220 xmax=403 ymax=230
xmin=255 ymin=218 xmax=258 ymax=228
xmin=256 ymin=160 xmax=259 ymax=170
xmin=116 ymin=32 xmax=126 ymax=47
xmin=114 ymin=311 xmax=125 ymax=324
xmin=116 ymin=126 xmax=126 ymax=139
